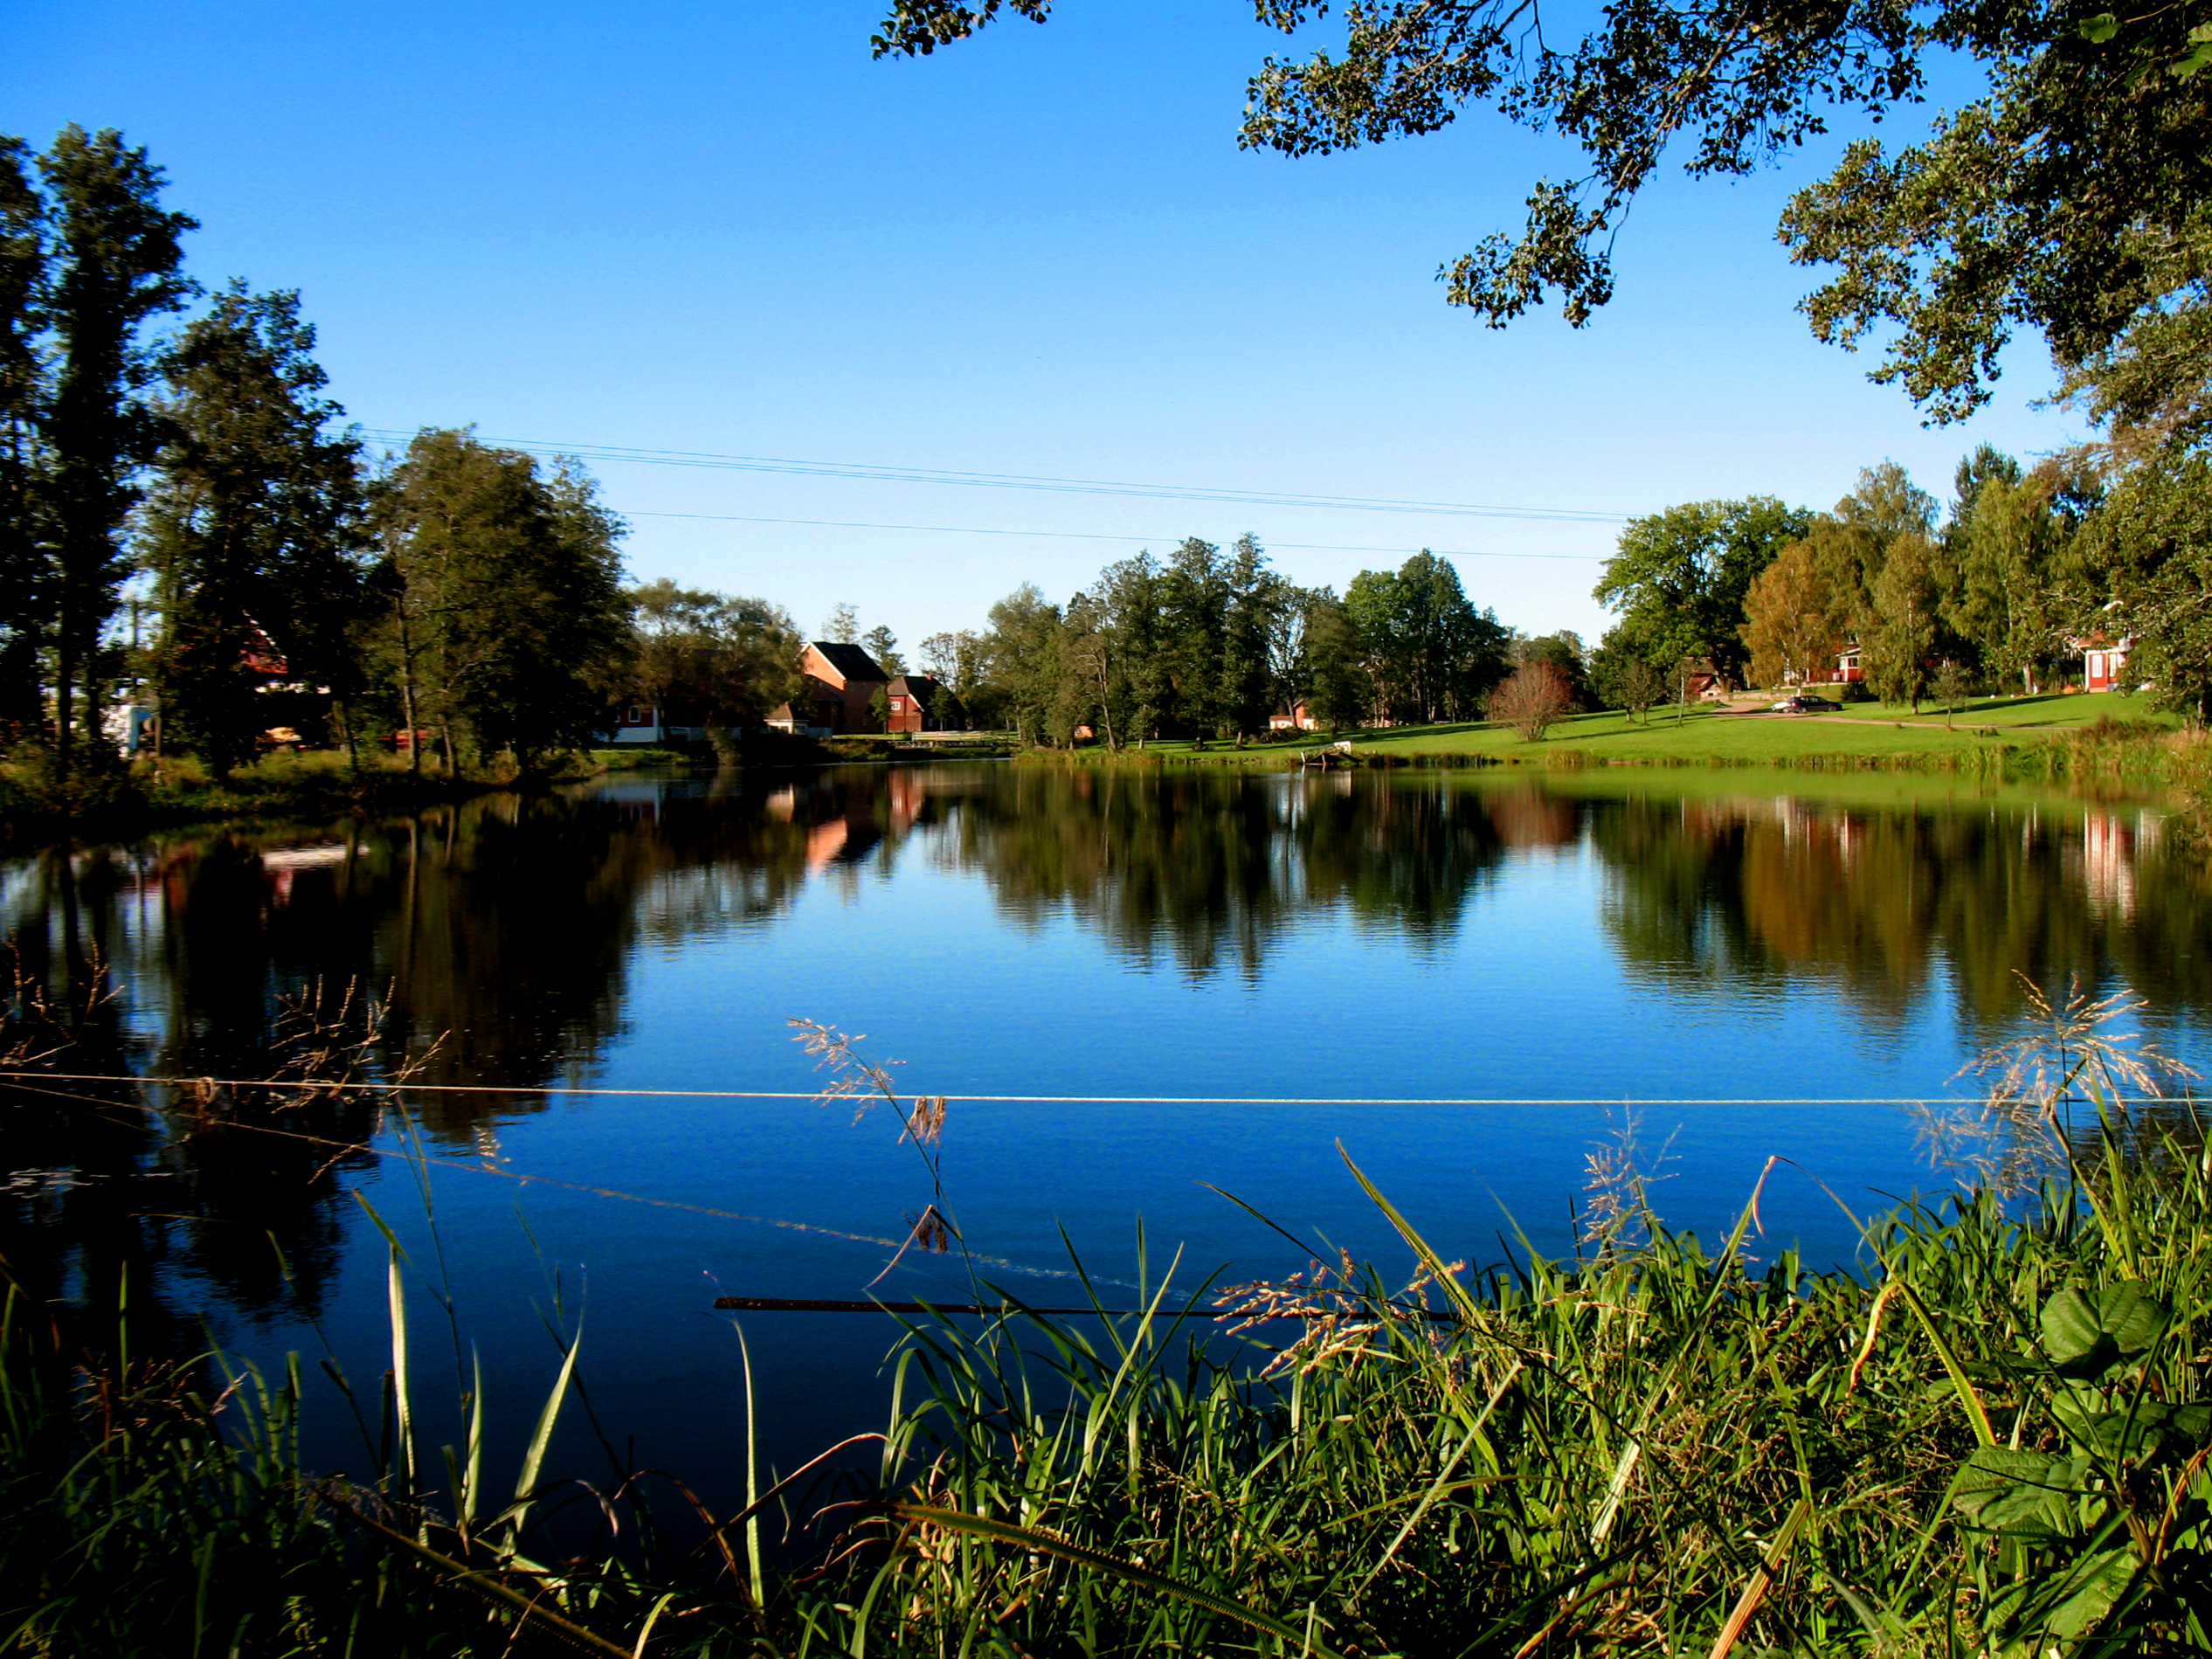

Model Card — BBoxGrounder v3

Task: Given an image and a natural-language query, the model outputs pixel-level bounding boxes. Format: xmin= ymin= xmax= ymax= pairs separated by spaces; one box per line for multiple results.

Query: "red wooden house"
xmin=769 ymin=642 xmax=890 ymax=736
xmin=2072 ymin=633 xmax=2134 ymax=692
xmin=884 ymin=674 xmax=964 ymax=734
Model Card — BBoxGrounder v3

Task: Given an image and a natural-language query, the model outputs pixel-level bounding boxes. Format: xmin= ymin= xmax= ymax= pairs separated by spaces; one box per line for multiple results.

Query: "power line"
xmin=358 ymin=430 xmax=1632 ymax=525
xmin=611 ymin=508 xmax=1608 ymax=561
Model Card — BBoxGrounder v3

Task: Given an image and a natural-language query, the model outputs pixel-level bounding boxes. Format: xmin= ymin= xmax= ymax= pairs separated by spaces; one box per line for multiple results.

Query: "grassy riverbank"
xmin=1358 ymin=689 xmax=2182 ymax=764
xmin=8 ymin=1090 xmax=2209 ymax=1654
xmin=1028 ymin=690 xmax=2201 ymax=787
xmin=0 ymin=731 xmax=1025 ymax=845
xmin=0 ymin=748 xmax=521 ymax=845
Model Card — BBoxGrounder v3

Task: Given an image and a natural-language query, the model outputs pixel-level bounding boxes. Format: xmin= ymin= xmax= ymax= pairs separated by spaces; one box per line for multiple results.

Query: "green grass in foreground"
xmin=8 ymin=1039 xmax=2212 ymax=1655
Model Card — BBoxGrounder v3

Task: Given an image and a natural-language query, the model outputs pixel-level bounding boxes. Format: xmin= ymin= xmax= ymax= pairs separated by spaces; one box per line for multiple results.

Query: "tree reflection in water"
xmin=0 ymin=765 xmax=2202 ymax=1339
xmin=934 ymin=770 xmax=1511 ymax=978
xmin=1587 ymin=791 xmax=2208 ymax=1040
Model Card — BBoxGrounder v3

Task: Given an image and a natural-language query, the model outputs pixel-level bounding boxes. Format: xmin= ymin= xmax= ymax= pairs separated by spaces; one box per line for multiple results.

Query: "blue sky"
xmin=8 ymin=0 xmax=2076 ymax=647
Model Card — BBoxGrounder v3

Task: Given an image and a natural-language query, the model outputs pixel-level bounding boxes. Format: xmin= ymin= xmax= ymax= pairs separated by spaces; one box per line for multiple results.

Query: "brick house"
xmin=769 ymin=642 xmax=891 ymax=736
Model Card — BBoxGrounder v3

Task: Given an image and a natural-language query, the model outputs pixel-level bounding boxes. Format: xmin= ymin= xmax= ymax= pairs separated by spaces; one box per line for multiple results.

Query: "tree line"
xmin=0 ymin=125 xmax=814 ymax=786
xmin=905 ymin=536 xmax=1593 ymax=747
xmin=1588 ymin=440 xmax=2212 ymax=723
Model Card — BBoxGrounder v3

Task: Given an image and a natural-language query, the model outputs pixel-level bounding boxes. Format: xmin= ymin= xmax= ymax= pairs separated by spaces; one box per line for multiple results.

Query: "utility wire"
xmin=357 ymin=430 xmax=1632 ymax=525
xmin=611 ymin=508 xmax=1608 ymax=561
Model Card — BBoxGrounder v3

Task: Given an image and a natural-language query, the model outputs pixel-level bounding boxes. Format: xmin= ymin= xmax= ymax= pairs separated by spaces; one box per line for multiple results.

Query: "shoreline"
xmin=3 ymin=698 xmax=2195 ymax=844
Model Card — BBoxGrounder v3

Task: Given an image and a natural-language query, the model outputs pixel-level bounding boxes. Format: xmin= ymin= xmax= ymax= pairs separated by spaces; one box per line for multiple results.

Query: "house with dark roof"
xmin=769 ymin=641 xmax=890 ymax=736
xmin=884 ymin=674 xmax=964 ymax=734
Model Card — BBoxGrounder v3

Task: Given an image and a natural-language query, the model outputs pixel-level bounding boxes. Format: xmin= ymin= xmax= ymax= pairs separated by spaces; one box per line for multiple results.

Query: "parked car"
xmin=1770 ymin=695 xmax=1841 ymax=713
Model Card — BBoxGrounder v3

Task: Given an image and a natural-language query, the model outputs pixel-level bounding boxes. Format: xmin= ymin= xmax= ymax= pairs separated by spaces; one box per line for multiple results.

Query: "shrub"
xmin=1485 ymin=660 xmax=1574 ymax=741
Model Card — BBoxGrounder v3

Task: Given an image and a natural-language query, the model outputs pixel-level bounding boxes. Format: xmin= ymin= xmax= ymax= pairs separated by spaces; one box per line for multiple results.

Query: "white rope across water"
xmin=3 ymin=1070 xmax=2030 ymax=1107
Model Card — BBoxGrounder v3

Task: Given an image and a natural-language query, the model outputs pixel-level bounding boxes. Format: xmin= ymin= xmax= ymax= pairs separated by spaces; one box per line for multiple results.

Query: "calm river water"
xmin=2 ymin=764 xmax=2205 ymax=1505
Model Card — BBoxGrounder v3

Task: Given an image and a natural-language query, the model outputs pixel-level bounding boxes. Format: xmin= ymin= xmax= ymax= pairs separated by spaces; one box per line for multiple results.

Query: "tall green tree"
xmin=918 ymin=628 xmax=991 ymax=697
xmin=0 ymin=138 xmax=44 ymax=736
xmin=1088 ymin=551 xmax=1171 ymax=745
xmin=1822 ymin=461 xmax=1940 ymax=652
xmin=861 ymin=623 xmax=904 ymax=675
xmin=1863 ymin=531 xmax=1944 ymax=710
xmin=1055 ymin=590 xmax=1112 ymax=747
xmin=36 ymin=125 xmax=197 ymax=770
xmin=2081 ymin=449 xmax=2212 ymax=723
xmin=626 ymin=579 xmax=802 ymax=735
xmin=1593 ymin=498 xmax=1809 ymax=688
xmin=140 ymin=285 xmax=367 ymax=775
xmin=1217 ymin=533 xmax=1291 ymax=736
xmin=982 ymin=581 xmax=1062 ymax=745
xmin=1941 ymin=449 xmax=2088 ymax=692
xmin=1301 ymin=588 xmax=1370 ymax=733
xmin=1344 ymin=551 xmax=1509 ymax=723
xmin=1161 ymin=536 xmax=1235 ymax=737
xmin=374 ymin=430 xmax=627 ymax=778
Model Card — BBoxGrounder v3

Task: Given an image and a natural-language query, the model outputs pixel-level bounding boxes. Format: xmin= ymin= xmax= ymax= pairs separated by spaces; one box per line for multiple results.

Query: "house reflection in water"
xmin=2079 ymin=809 xmax=2162 ymax=920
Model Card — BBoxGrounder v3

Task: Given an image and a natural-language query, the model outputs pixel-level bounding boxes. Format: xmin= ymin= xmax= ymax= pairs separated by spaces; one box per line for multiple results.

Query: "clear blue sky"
xmin=8 ymin=1 xmax=2074 ymax=648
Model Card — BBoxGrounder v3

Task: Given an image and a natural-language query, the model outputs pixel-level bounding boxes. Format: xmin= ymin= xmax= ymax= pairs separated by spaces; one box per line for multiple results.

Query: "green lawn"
xmin=1066 ymin=690 xmax=2181 ymax=770
xmin=1368 ymin=688 xmax=2174 ymax=763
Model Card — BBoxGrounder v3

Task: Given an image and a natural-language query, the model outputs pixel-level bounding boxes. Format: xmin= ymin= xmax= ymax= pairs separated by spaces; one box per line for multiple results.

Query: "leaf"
xmin=2077 ymin=11 xmax=2119 ymax=39
xmin=2074 ymin=1399 xmax=2212 ymax=1463
xmin=1894 ymin=1281 xmax=1998 ymax=1447
xmin=2041 ymin=1282 xmax=2166 ymax=1379
xmin=2165 ymin=1401 xmax=2212 ymax=1443
xmin=1952 ymin=1448 xmax=2078 ymax=1534
xmin=2042 ymin=1547 xmax=2139 ymax=1641
xmin=513 ymin=1327 xmax=580 ymax=1510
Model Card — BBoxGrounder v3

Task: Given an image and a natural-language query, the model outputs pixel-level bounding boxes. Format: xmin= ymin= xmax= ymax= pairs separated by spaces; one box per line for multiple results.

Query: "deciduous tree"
xmin=1740 ymin=532 xmax=1853 ymax=689
xmin=0 ymin=138 xmax=44 ymax=736
xmin=2081 ymin=449 xmax=2212 ymax=723
xmin=374 ymin=430 xmax=627 ymax=778
xmin=862 ymin=623 xmax=904 ymax=675
xmin=1863 ymin=530 xmax=1943 ymax=711
xmin=982 ymin=581 xmax=1062 ymax=744
xmin=1594 ymin=499 xmax=1809 ymax=689
xmin=1300 ymin=588 xmax=1370 ymax=733
xmin=1589 ymin=639 xmax=1669 ymax=721
xmin=1346 ymin=551 xmax=1508 ymax=722
xmin=141 ymin=285 xmax=368 ymax=776
xmin=1941 ymin=450 xmax=2088 ymax=693
xmin=626 ymin=578 xmax=803 ymax=741
xmin=37 ymin=125 xmax=197 ymax=770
